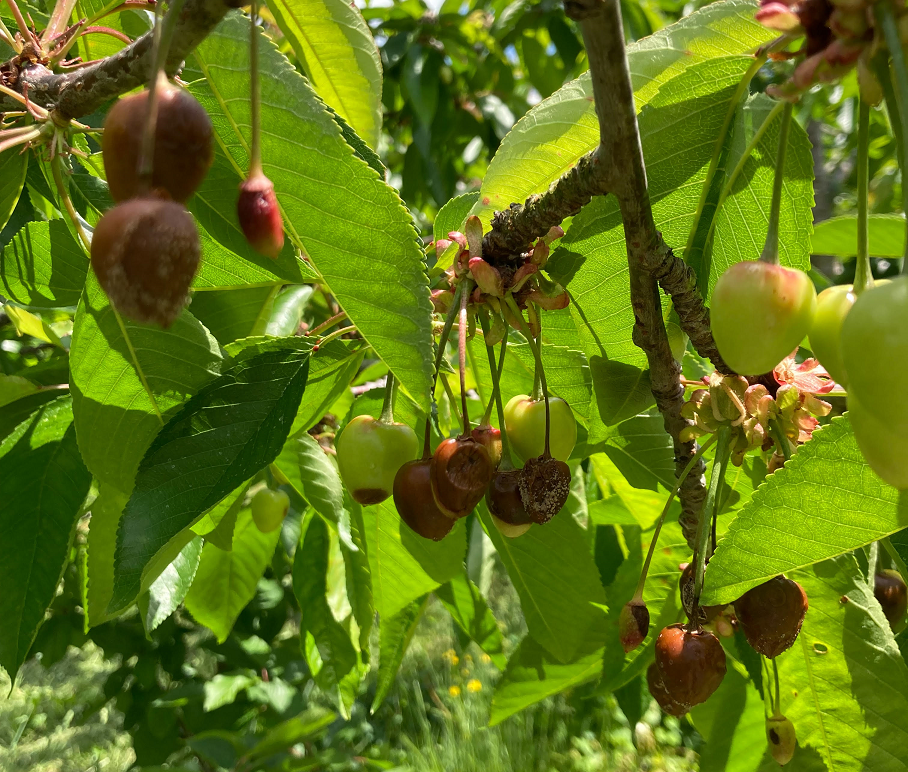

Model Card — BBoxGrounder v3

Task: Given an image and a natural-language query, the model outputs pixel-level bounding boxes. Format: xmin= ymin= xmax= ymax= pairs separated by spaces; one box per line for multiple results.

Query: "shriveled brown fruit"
xmin=430 ymin=437 xmax=492 ymax=518
xmin=618 ymin=599 xmax=650 ymax=653
xmin=654 ymin=623 xmax=726 ymax=710
xmin=646 ymin=663 xmax=687 ymax=716
xmin=471 ymin=425 xmax=502 ymax=469
xmin=91 ymin=197 xmax=200 ymax=327
xmin=874 ymin=569 xmax=908 ymax=628
xmin=237 ymin=172 xmax=284 ymax=259
xmin=517 ymin=455 xmax=571 ymax=523
xmin=679 ymin=562 xmax=726 ymax=623
xmin=486 ymin=468 xmax=531 ymax=538
xmin=393 ymin=460 xmax=455 ymax=541
xmin=103 ymin=76 xmax=214 ymax=203
xmin=735 ymin=576 xmax=808 ymax=658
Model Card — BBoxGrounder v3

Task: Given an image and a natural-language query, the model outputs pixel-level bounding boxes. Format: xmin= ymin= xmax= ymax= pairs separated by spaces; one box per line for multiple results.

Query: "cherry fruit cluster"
xmin=93 ymin=74 xmax=214 ymax=327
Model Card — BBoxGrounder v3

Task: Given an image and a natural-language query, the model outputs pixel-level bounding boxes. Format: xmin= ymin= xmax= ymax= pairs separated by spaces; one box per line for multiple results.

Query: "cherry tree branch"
xmin=0 ymin=0 xmax=233 ymax=118
xmin=563 ymin=0 xmax=708 ymax=547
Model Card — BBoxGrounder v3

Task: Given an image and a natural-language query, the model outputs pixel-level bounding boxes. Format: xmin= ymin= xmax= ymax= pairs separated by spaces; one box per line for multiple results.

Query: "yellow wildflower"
xmin=449 ymin=685 xmax=462 ymax=697
xmin=466 ymin=679 xmax=483 ymax=693
xmin=480 ymin=654 xmax=492 ymax=664
xmin=464 ymin=654 xmax=473 ymax=663
xmin=461 ymin=668 xmax=471 ymax=677
xmin=443 ymin=649 xmax=459 ymax=666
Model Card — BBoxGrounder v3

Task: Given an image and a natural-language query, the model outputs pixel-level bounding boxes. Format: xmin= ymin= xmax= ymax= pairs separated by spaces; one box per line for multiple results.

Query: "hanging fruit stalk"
xmin=710 ymin=103 xmax=817 ymax=375
xmin=237 ymin=0 xmax=285 ymax=259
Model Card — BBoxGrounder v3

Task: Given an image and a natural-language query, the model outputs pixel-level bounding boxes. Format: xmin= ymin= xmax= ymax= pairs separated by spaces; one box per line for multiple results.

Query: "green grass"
xmin=0 ymin=644 xmax=135 ymax=772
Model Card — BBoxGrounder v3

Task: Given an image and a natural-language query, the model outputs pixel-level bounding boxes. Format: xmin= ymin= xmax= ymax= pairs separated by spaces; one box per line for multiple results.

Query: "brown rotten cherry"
xmin=874 ymin=570 xmax=908 ymax=628
xmin=646 ymin=662 xmax=686 ymax=717
xmin=735 ymin=576 xmax=808 ymax=658
xmin=486 ymin=468 xmax=532 ymax=538
xmin=430 ymin=437 xmax=492 ymax=518
xmin=103 ymin=75 xmax=214 ymax=203
xmin=654 ymin=623 xmax=726 ymax=712
xmin=393 ymin=459 xmax=455 ymax=541
xmin=518 ymin=455 xmax=571 ymax=523
xmin=91 ymin=197 xmax=201 ymax=327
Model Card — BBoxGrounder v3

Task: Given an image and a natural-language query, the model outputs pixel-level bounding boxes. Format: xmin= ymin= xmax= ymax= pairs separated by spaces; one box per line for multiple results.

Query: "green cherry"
xmin=251 ymin=488 xmax=290 ymax=533
xmin=710 ymin=262 xmax=816 ymax=375
xmin=503 ymin=395 xmax=577 ymax=462
xmin=336 ymin=415 xmax=419 ymax=505
xmin=847 ymin=394 xmax=908 ymax=489
xmin=809 ymin=284 xmax=854 ymax=386
xmin=842 ymin=277 xmax=908 ymax=426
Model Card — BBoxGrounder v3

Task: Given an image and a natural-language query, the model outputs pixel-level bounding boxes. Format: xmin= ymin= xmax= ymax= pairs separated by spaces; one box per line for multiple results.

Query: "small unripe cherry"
xmin=646 ymin=662 xmax=687 ymax=716
xmin=808 ymin=284 xmax=854 ymax=385
xmin=471 ymin=425 xmax=502 ymax=469
xmin=237 ymin=172 xmax=284 ymax=259
xmin=393 ymin=459 xmax=455 ymax=541
xmin=517 ymin=455 xmax=571 ymax=524
xmin=710 ymin=261 xmax=817 ymax=375
xmin=250 ymin=487 xmax=290 ymax=532
xmin=874 ymin=569 xmax=908 ymax=628
xmin=618 ymin=598 xmax=650 ymax=653
xmin=430 ymin=437 xmax=492 ymax=519
xmin=766 ymin=714 xmax=797 ymax=766
xmin=486 ymin=468 xmax=532 ymax=538
xmin=654 ymin=623 xmax=726 ymax=711
xmin=734 ymin=576 xmax=808 ymax=658
xmin=91 ymin=197 xmax=201 ymax=327
xmin=102 ymin=75 xmax=213 ymax=203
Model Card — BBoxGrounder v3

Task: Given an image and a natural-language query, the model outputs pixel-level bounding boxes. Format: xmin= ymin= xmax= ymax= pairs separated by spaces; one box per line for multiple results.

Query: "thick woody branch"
xmin=482 ymin=148 xmax=608 ymax=260
xmin=0 ymin=0 xmax=232 ymax=118
xmin=565 ymin=0 xmax=706 ymax=548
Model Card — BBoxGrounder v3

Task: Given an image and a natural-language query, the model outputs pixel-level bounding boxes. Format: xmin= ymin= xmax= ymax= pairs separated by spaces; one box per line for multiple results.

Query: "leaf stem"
xmin=868 ymin=540 xmax=879 ymax=588
xmin=876 ymin=2 xmax=908 ymax=273
xmin=855 ymin=99 xmax=873 ymax=295
xmin=379 ymin=373 xmax=396 ymax=424
xmin=307 ymin=311 xmax=347 ymax=338
xmin=313 ymin=324 xmax=355 ymax=350
xmin=691 ymin=425 xmax=731 ymax=614
xmin=50 ymin=155 xmax=91 ymax=251
xmin=759 ymin=102 xmax=793 ymax=266
xmin=632 ymin=433 xmax=718 ymax=600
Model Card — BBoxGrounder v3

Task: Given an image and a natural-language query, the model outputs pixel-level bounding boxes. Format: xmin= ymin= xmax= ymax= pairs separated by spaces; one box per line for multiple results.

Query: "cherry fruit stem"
xmin=505 ymin=294 xmax=551 ymax=457
xmin=876 ymin=2 xmax=908 ymax=273
xmin=478 ymin=312 xmax=513 ymax=468
xmin=379 ymin=372 xmax=396 ymax=424
xmin=759 ymin=102 xmax=793 ymax=267
xmin=770 ymin=418 xmax=792 ymax=463
xmin=248 ymin=0 xmax=262 ymax=177
xmin=458 ymin=278 xmax=470 ymax=435
xmin=632 ymin=432 xmax=718 ymax=601
xmin=6 ymin=0 xmax=31 ymax=41
xmin=50 ymin=155 xmax=91 ymax=251
xmin=855 ymin=99 xmax=873 ymax=295
xmin=772 ymin=658 xmax=781 ymax=716
xmin=136 ymin=0 xmax=186 ymax=194
xmin=691 ymin=425 xmax=732 ymax=612
xmin=882 ymin=537 xmax=908 ymax=579
xmin=307 ymin=311 xmax=347 ymax=338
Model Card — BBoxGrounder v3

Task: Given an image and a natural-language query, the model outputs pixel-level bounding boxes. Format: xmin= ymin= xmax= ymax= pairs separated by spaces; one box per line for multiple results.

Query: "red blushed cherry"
xmin=875 ymin=570 xmax=907 ymax=628
xmin=237 ymin=172 xmax=284 ymax=259
xmin=102 ymin=74 xmax=213 ymax=203
xmin=392 ymin=460 xmax=455 ymax=541
xmin=91 ymin=197 xmax=200 ymax=327
xmin=471 ymin=425 xmax=502 ymax=469
xmin=654 ymin=623 xmax=726 ymax=711
xmin=517 ymin=455 xmax=571 ymax=524
xmin=734 ymin=576 xmax=808 ymax=658
xmin=336 ymin=415 xmax=419 ymax=506
xmin=646 ymin=663 xmax=687 ymax=717
xmin=618 ymin=599 xmax=649 ymax=653
xmin=430 ymin=437 xmax=492 ymax=518
xmin=710 ymin=261 xmax=816 ymax=375
xmin=486 ymin=468 xmax=532 ymax=538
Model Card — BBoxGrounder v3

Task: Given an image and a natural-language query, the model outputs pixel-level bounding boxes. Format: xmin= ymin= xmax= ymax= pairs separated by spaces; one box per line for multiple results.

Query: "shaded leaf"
xmin=372 ymin=596 xmax=426 ymax=712
xmin=140 ymin=536 xmax=204 ymax=633
xmin=109 ymin=346 xmax=310 ymax=613
xmin=811 ymin=214 xmax=906 ymax=259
